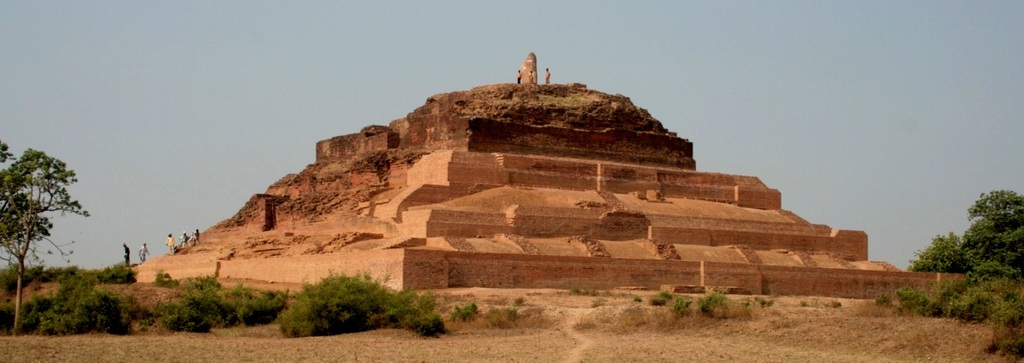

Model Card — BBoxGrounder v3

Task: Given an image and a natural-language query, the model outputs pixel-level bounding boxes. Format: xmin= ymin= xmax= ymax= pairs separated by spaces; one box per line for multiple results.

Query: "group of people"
xmin=123 ymin=229 xmax=201 ymax=266
xmin=516 ymin=68 xmax=552 ymax=85
xmin=166 ymin=229 xmax=201 ymax=255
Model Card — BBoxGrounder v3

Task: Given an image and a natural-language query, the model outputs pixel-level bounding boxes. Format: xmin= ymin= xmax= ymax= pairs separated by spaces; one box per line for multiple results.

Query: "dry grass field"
xmin=0 ymin=286 xmax=1010 ymax=362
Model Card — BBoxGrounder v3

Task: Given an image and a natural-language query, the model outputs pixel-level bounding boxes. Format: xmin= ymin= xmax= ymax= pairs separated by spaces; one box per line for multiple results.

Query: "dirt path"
xmin=559 ymin=308 xmax=594 ymax=363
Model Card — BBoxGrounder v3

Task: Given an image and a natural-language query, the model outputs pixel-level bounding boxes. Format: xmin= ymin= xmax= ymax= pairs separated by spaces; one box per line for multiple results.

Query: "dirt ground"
xmin=0 ymin=286 xmax=1010 ymax=362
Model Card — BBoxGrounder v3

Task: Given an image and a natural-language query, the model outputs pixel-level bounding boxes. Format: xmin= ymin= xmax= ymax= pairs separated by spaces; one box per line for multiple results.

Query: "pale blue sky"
xmin=2 ymin=1 xmax=1022 ymax=268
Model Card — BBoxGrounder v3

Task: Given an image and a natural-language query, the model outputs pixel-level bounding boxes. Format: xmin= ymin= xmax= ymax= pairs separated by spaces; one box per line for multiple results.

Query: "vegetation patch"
xmin=277 ymin=274 xmax=443 ymax=337
xmin=649 ymin=291 xmax=673 ymax=306
xmin=16 ymin=275 xmax=131 ymax=335
xmin=156 ymin=276 xmax=287 ymax=333
xmin=449 ymin=302 xmax=479 ymax=322
xmin=892 ymin=279 xmax=1024 ymax=357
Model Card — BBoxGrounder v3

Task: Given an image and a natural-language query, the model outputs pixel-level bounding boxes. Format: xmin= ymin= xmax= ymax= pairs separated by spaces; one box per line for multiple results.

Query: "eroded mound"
xmin=419 ymin=83 xmax=673 ymax=134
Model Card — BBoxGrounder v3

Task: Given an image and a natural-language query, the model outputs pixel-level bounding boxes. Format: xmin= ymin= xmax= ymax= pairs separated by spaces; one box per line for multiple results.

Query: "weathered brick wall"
xmin=218 ymin=250 xmax=407 ymax=290
xmin=471 ymin=152 xmax=780 ymax=210
xmin=649 ymin=225 xmax=866 ymax=259
xmin=751 ymin=264 xmax=951 ymax=298
xmin=736 ymin=186 xmax=783 ymax=210
xmin=404 ymin=249 xmax=703 ymax=289
xmin=400 ymin=250 xmax=957 ymax=298
xmin=466 ymin=119 xmax=695 ymax=169
xmin=830 ymin=230 xmax=869 ymax=261
xmin=425 ymin=210 xmax=512 ymax=237
xmin=448 ymin=152 xmax=508 ymax=186
xmin=398 ymin=209 xmax=513 ymax=238
xmin=390 ymin=111 xmax=471 ymax=151
xmin=508 ymin=205 xmax=603 ymax=237
xmin=315 ymin=127 xmax=399 ymax=163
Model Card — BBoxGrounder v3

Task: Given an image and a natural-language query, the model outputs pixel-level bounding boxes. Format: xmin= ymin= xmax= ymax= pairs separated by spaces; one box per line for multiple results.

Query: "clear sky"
xmin=2 ymin=1 xmax=1022 ymax=269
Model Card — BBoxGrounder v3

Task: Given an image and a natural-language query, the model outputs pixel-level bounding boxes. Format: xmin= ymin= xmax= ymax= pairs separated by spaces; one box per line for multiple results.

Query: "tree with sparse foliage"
xmin=910 ymin=190 xmax=1024 ymax=280
xmin=0 ymin=140 xmax=89 ymax=333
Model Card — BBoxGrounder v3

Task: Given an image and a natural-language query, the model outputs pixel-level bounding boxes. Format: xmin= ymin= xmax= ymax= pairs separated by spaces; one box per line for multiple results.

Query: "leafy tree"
xmin=963 ymin=190 xmax=1024 ymax=276
xmin=0 ymin=140 xmax=89 ymax=333
xmin=910 ymin=190 xmax=1024 ymax=278
xmin=908 ymin=232 xmax=971 ymax=274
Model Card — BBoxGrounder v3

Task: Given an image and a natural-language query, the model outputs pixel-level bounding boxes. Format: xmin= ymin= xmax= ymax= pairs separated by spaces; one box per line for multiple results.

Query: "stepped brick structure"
xmin=137 ymin=82 xmax=954 ymax=298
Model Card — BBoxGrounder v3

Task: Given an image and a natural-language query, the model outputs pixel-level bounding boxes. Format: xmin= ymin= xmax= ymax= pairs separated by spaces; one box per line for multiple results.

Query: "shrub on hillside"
xmin=698 ymin=292 xmax=729 ymax=317
xmin=157 ymin=276 xmax=232 ymax=332
xmin=154 ymin=270 xmax=178 ymax=288
xmin=895 ymin=286 xmax=942 ymax=317
xmin=16 ymin=275 xmax=131 ymax=335
xmin=226 ymin=285 xmax=287 ymax=326
xmin=671 ymin=296 xmax=692 ymax=317
xmin=96 ymin=264 xmax=136 ymax=284
xmin=450 ymin=302 xmax=479 ymax=322
xmin=649 ymin=291 xmax=673 ymax=306
xmin=277 ymin=274 xmax=444 ymax=337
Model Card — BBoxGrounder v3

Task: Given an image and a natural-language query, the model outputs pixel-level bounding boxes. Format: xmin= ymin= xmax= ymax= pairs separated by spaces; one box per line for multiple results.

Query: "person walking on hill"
xmin=194 ymin=229 xmax=200 ymax=245
xmin=517 ymin=70 xmax=521 ymax=84
xmin=139 ymin=243 xmax=149 ymax=263
xmin=166 ymin=233 xmax=175 ymax=255
xmin=545 ymin=68 xmax=551 ymax=85
xmin=123 ymin=243 xmax=130 ymax=266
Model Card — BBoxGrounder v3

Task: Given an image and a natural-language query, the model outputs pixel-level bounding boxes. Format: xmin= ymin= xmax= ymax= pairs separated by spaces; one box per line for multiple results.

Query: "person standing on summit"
xmin=123 ymin=243 xmax=130 ymax=266
xmin=166 ymin=233 xmax=175 ymax=254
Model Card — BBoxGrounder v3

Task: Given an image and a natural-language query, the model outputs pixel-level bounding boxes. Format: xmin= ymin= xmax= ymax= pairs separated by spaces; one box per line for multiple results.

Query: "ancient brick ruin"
xmin=137 ymin=83 xmax=954 ymax=298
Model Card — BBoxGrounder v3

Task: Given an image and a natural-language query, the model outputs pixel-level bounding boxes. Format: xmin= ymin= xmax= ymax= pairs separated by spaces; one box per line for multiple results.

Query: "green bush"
xmin=993 ymin=326 xmax=1024 ymax=357
xmin=649 ymin=291 xmax=673 ymax=306
xmin=969 ymin=261 xmax=1022 ymax=284
xmin=154 ymin=270 xmax=178 ymax=288
xmin=948 ymin=286 xmax=997 ymax=323
xmin=229 ymin=287 xmax=287 ymax=326
xmin=875 ymin=293 xmax=893 ymax=306
xmin=278 ymin=274 xmax=444 ymax=337
xmin=671 ymin=296 xmax=692 ymax=317
xmin=450 ymin=302 xmax=479 ymax=322
xmin=157 ymin=300 xmax=212 ymax=333
xmin=895 ymin=286 xmax=941 ymax=317
xmin=96 ymin=264 xmax=136 ymax=284
xmin=698 ymin=292 xmax=729 ymax=316
xmin=157 ymin=276 xmax=232 ymax=332
xmin=16 ymin=275 xmax=130 ymax=335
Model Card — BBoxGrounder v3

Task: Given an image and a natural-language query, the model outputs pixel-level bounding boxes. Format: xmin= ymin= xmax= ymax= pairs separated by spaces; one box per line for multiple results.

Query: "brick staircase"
xmin=644 ymin=239 xmax=680 ymax=260
xmin=731 ymin=245 xmax=764 ymax=265
xmin=496 ymin=234 xmax=540 ymax=255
